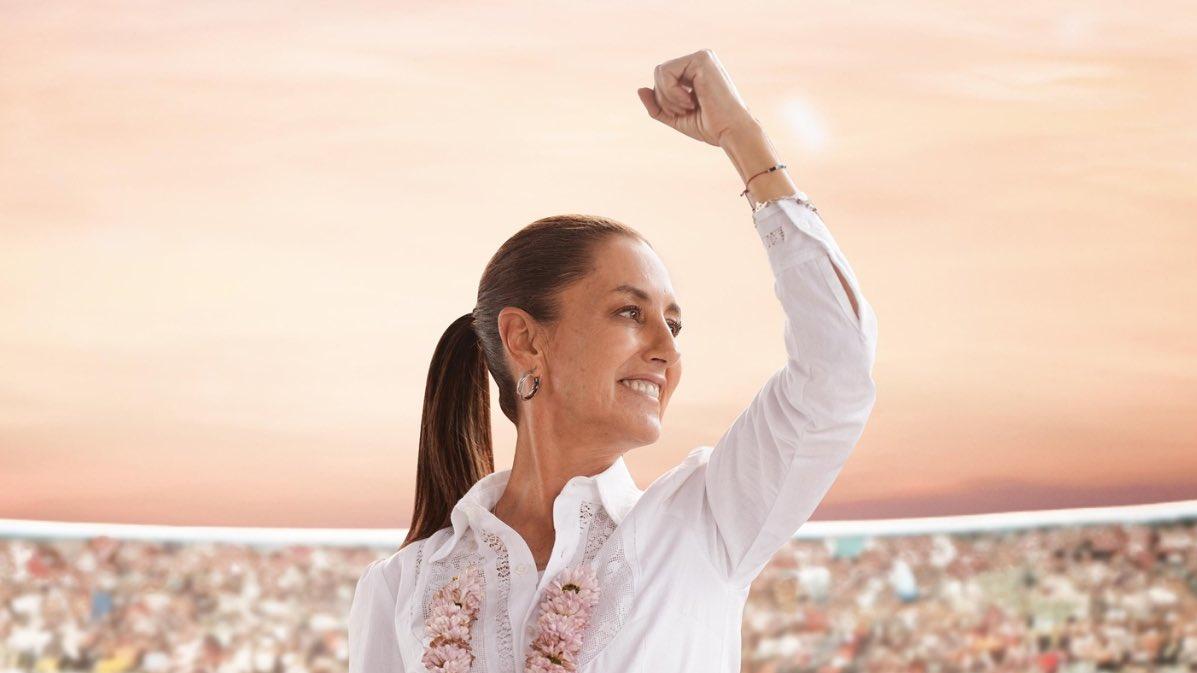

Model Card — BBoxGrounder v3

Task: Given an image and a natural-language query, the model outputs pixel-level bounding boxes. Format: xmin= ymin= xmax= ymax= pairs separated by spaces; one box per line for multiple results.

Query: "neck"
xmin=494 ymin=445 xmax=619 ymax=526
xmin=495 ymin=449 xmax=622 ymax=573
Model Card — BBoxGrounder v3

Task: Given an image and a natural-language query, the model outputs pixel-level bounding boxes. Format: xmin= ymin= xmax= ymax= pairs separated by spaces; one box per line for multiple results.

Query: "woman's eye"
xmin=620 ymin=306 xmax=682 ymax=337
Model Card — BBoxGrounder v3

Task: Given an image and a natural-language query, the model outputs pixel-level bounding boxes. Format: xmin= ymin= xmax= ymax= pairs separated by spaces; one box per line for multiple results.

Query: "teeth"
xmin=619 ymin=379 xmax=660 ymax=400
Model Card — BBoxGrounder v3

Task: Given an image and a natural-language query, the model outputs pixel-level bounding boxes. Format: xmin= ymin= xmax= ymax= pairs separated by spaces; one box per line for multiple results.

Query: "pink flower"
xmin=557 ymin=564 xmax=601 ymax=603
xmin=426 ymin=610 xmax=472 ymax=642
xmin=543 ymin=591 xmax=590 ymax=620
xmin=525 ymin=653 xmax=573 ymax=673
xmin=525 ymin=651 xmax=574 ymax=673
xmin=533 ymin=611 xmax=586 ymax=651
xmin=422 ymin=642 xmax=473 ymax=673
xmin=435 ymin=566 xmax=484 ymax=615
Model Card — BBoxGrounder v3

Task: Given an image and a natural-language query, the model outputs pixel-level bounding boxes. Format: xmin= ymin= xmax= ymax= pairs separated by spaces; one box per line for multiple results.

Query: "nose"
xmin=647 ymin=317 xmax=681 ymax=366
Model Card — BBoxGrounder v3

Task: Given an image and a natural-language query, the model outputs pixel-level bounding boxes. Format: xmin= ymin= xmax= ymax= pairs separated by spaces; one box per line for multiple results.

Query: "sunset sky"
xmin=2 ymin=1 xmax=1194 ymax=528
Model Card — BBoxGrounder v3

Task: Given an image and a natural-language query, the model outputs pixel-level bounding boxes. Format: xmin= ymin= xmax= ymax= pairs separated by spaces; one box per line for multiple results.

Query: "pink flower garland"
xmin=524 ymin=563 xmax=600 ymax=672
xmin=421 ymin=562 xmax=600 ymax=673
xmin=421 ymin=565 xmax=484 ymax=672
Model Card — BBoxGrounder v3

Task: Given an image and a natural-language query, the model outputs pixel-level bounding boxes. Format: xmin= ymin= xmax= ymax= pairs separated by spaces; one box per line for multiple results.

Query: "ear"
xmin=497 ymin=306 xmax=545 ymax=374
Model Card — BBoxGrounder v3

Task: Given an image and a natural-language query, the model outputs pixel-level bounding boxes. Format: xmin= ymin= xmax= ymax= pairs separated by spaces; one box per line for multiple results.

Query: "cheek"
xmin=554 ymin=322 xmax=656 ymax=403
xmin=665 ymin=365 xmax=682 ymax=401
xmin=557 ymin=331 xmax=625 ymax=395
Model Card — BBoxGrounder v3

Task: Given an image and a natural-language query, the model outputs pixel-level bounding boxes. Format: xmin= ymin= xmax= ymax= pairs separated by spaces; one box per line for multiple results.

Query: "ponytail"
xmin=402 ymin=311 xmax=494 ymax=549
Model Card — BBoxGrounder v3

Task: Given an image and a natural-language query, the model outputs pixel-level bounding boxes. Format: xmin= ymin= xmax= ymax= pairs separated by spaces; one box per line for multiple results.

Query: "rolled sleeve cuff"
xmin=752 ymin=193 xmax=839 ymax=275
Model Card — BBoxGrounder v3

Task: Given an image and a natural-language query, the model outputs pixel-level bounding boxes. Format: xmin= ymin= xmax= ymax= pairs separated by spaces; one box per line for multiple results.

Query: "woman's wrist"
xmin=720 ymin=120 xmax=799 ymax=204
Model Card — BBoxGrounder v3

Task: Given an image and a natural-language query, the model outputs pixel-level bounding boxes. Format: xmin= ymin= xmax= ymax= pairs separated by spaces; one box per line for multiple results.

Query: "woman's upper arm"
xmin=691 ymin=195 xmax=879 ymax=588
xmin=348 ymin=556 xmax=405 ymax=673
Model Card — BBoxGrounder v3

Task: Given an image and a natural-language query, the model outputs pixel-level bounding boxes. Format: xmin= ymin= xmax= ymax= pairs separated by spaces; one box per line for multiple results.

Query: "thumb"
xmin=637 ymin=87 xmax=665 ymax=120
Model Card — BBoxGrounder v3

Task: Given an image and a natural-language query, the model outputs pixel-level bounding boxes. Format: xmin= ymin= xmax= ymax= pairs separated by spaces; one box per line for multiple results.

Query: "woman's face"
xmin=528 ymin=235 xmax=683 ymax=448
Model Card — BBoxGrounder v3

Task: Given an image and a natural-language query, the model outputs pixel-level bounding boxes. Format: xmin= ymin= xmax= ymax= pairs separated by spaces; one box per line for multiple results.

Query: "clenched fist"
xmin=637 ymin=49 xmax=757 ymax=147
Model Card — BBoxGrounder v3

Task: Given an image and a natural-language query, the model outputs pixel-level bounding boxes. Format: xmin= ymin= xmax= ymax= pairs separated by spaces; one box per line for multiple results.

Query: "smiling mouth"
xmin=619 ymin=379 xmax=661 ymax=401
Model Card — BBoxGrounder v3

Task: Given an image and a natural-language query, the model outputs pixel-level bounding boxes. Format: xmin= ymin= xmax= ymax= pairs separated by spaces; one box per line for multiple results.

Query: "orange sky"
xmin=2 ymin=1 xmax=1194 ymax=528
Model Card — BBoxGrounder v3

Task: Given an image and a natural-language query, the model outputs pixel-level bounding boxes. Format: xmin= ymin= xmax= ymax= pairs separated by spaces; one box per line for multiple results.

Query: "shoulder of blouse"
xmin=364 ymin=536 xmax=433 ymax=589
xmin=628 ymin=445 xmax=716 ymax=516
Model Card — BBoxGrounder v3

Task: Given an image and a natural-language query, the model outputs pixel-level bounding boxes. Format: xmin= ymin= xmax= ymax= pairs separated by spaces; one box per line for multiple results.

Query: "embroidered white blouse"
xmin=348 ymin=192 xmax=879 ymax=673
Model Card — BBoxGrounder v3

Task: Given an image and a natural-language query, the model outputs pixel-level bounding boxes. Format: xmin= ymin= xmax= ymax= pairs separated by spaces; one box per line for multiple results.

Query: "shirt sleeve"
xmin=348 ymin=557 xmax=406 ymax=673
xmin=697 ymin=193 xmax=878 ymax=588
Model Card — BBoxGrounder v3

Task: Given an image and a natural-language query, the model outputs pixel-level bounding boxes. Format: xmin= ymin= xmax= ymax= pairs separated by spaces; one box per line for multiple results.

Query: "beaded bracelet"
xmin=739 ymin=162 xmax=787 ymax=198
xmin=739 ymin=162 xmax=821 ymax=215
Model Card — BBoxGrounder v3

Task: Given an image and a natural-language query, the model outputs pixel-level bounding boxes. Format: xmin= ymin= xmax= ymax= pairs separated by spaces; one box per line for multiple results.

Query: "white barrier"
xmin=2 ymin=499 xmax=1195 ymax=547
xmin=0 ymin=519 xmax=406 ymax=548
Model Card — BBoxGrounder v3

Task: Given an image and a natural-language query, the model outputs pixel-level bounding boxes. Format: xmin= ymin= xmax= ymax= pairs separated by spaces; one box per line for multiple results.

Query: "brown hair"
xmin=400 ymin=214 xmax=650 ymax=549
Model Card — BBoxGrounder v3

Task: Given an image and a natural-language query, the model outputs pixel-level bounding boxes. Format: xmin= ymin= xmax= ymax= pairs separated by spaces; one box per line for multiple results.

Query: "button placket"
xmin=485 ymin=510 xmax=541 ymax=673
xmin=511 ymin=545 xmax=542 ymax=672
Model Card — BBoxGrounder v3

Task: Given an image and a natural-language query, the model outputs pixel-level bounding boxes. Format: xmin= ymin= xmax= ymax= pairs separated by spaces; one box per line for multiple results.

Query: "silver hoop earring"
xmin=515 ymin=370 xmax=541 ymax=400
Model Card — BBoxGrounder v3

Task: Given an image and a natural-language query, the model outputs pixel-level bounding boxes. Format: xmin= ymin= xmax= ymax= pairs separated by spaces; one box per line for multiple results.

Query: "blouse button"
xmin=515 ymin=563 xmax=529 ymax=575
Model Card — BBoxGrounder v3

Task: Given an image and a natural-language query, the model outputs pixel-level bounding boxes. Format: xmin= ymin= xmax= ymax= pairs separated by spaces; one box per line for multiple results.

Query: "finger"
xmin=651 ymin=81 xmax=679 ymax=118
xmin=653 ymin=66 xmax=688 ymax=116
xmin=637 ymin=87 xmax=666 ymax=120
xmin=656 ymin=61 xmax=696 ymax=113
xmin=653 ymin=87 xmax=682 ymax=119
xmin=667 ymin=77 xmax=696 ymax=112
xmin=678 ymin=85 xmax=696 ymax=110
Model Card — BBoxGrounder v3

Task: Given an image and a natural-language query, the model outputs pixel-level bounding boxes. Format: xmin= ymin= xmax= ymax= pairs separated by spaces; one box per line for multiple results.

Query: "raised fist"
xmin=637 ymin=49 xmax=756 ymax=147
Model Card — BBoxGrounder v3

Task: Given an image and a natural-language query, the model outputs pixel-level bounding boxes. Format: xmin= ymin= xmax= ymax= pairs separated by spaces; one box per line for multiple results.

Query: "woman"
xmin=348 ymin=48 xmax=878 ymax=673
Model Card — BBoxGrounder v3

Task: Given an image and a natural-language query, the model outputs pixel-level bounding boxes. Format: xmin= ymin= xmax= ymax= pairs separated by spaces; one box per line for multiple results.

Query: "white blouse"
xmin=348 ymin=192 xmax=879 ymax=673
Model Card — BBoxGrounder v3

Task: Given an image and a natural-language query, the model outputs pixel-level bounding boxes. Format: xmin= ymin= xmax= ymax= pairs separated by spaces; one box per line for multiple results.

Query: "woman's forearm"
xmin=720 ymin=119 xmax=799 ymax=205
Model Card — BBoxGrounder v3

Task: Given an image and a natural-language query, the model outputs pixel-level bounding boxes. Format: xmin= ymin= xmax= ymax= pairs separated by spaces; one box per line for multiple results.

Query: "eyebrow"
xmin=610 ymin=284 xmax=682 ymax=317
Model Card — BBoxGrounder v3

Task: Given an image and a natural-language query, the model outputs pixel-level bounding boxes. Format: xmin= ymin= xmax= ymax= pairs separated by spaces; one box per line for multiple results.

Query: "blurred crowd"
xmin=1 ymin=518 xmax=1194 ymax=673
xmin=0 ymin=538 xmax=379 ymax=673
xmin=744 ymin=519 xmax=1197 ymax=673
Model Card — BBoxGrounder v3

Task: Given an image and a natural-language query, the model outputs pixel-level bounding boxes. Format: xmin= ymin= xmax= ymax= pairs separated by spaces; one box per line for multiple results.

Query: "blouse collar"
xmin=425 ymin=454 xmax=643 ymax=564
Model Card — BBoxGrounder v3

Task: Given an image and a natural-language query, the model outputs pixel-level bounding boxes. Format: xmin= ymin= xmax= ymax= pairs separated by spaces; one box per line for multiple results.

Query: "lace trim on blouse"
xmin=480 ymin=529 xmax=515 ymax=673
xmin=575 ymin=501 xmax=634 ymax=668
